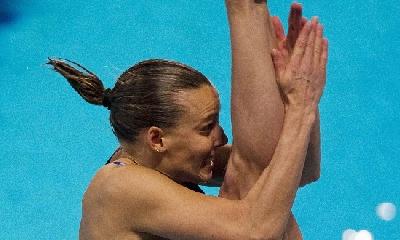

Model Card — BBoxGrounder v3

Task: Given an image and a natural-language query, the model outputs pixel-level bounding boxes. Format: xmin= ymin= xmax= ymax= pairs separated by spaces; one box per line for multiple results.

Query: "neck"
xmin=121 ymin=144 xmax=156 ymax=167
xmin=120 ymin=146 xmax=181 ymax=183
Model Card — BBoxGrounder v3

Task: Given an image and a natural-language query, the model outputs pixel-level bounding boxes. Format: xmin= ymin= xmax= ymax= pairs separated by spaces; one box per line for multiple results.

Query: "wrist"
xmin=284 ymin=105 xmax=316 ymax=127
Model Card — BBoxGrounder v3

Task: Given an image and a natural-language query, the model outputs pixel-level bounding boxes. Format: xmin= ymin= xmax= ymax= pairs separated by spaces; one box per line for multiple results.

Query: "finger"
xmin=320 ymin=38 xmax=329 ymax=75
xmin=301 ymin=17 xmax=307 ymax=29
xmin=277 ymin=39 xmax=290 ymax=64
xmin=279 ymin=39 xmax=290 ymax=64
xmin=290 ymin=20 xmax=312 ymax=67
xmin=278 ymin=38 xmax=285 ymax=51
xmin=272 ymin=48 xmax=286 ymax=76
xmin=287 ymin=2 xmax=303 ymax=52
xmin=313 ymin=24 xmax=323 ymax=71
xmin=272 ymin=16 xmax=285 ymax=41
xmin=299 ymin=17 xmax=318 ymax=72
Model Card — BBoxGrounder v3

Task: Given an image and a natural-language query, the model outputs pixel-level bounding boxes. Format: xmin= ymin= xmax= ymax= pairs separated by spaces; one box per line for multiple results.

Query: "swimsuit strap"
xmin=105 ymin=147 xmax=123 ymax=164
xmin=111 ymin=161 xmax=127 ymax=167
xmin=111 ymin=156 xmax=139 ymax=167
xmin=182 ymin=182 xmax=205 ymax=194
xmin=107 ymin=153 xmax=204 ymax=194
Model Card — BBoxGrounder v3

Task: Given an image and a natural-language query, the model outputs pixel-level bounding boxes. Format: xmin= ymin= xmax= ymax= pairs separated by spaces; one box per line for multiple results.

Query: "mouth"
xmin=198 ymin=155 xmax=214 ymax=182
xmin=201 ymin=155 xmax=214 ymax=169
xmin=207 ymin=156 xmax=215 ymax=171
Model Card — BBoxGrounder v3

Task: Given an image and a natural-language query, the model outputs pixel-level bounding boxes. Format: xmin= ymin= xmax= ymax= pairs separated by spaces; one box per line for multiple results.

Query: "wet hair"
xmin=47 ymin=58 xmax=212 ymax=143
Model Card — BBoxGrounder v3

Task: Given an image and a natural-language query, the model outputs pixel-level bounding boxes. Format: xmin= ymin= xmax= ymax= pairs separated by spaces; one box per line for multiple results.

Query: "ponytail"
xmin=47 ymin=58 xmax=111 ymax=108
xmin=48 ymin=58 xmax=211 ymax=143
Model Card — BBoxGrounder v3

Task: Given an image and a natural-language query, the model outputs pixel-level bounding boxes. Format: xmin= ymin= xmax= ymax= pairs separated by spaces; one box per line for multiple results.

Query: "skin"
xmin=220 ymin=1 xmax=320 ymax=197
xmin=109 ymin=3 xmax=319 ymax=188
xmin=80 ymin=19 xmax=328 ymax=239
xmin=105 ymin=2 xmax=325 ymax=238
xmin=150 ymin=86 xmax=227 ymax=184
xmin=220 ymin=2 xmax=326 ymax=238
xmin=81 ymin=85 xmax=227 ymax=240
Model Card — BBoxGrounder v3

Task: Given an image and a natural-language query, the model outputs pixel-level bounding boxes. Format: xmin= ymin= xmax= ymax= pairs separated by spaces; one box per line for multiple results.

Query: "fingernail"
xmin=312 ymin=16 xmax=319 ymax=25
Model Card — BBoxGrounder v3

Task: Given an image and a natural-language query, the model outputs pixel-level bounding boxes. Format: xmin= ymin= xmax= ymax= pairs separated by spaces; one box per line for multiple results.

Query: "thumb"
xmin=272 ymin=48 xmax=285 ymax=76
xmin=271 ymin=16 xmax=285 ymax=41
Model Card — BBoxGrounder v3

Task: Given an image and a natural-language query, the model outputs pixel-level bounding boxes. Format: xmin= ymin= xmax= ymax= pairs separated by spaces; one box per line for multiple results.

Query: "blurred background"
xmin=0 ymin=0 xmax=398 ymax=239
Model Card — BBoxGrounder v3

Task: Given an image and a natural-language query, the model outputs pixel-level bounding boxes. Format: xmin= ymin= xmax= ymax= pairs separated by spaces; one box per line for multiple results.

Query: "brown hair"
xmin=47 ymin=58 xmax=212 ymax=143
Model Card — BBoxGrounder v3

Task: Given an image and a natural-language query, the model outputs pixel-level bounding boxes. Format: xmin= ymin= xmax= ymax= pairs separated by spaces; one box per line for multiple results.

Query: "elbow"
xmin=239 ymin=203 xmax=286 ymax=240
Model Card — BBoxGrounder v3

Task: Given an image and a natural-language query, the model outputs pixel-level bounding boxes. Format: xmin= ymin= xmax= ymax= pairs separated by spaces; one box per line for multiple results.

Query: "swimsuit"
xmin=105 ymin=152 xmax=204 ymax=194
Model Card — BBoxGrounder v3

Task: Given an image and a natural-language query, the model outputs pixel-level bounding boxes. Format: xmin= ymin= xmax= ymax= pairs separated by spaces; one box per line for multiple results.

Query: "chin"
xmin=198 ymin=169 xmax=213 ymax=184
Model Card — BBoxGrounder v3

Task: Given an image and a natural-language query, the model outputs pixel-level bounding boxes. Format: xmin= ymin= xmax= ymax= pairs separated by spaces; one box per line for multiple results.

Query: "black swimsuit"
xmin=180 ymin=182 xmax=205 ymax=194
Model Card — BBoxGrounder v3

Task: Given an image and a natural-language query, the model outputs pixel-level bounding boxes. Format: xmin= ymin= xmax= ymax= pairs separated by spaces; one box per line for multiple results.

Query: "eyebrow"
xmin=202 ymin=111 xmax=219 ymax=122
xmin=199 ymin=102 xmax=221 ymax=123
xmin=194 ymin=111 xmax=219 ymax=130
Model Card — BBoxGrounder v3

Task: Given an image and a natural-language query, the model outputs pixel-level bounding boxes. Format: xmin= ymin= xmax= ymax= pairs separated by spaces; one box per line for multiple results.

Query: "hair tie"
xmin=102 ymin=88 xmax=113 ymax=110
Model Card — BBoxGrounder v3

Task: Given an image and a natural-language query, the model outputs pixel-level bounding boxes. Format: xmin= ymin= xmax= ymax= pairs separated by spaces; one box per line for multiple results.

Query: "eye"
xmin=200 ymin=122 xmax=216 ymax=135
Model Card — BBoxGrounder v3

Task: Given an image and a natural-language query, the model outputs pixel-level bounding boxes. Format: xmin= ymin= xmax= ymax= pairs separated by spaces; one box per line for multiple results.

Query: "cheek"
xmin=190 ymin=137 xmax=213 ymax=161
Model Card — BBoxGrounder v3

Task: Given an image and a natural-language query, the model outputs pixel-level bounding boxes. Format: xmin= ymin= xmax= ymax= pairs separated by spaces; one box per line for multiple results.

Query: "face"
xmin=162 ymin=85 xmax=227 ymax=184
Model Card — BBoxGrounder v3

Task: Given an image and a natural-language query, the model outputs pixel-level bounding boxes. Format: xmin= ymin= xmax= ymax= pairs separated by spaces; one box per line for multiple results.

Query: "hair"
xmin=47 ymin=58 xmax=212 ymax=143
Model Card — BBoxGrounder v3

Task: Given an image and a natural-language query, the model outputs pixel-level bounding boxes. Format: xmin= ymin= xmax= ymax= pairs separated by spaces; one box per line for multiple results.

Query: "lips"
xmin=206 ymin=156 xmax=214 ymax=169
xmin=201 ymin=155 xmax=214 ymax=169
xmin=199 ymin=155 xmax=215 ymax=181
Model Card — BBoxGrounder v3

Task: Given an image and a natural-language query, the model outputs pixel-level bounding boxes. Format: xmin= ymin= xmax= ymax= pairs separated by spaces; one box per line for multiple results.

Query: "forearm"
xmin=226 ymin=1 xmax=284 ymax=166
xmin=242 ymin=16 xmax=327 ymax=238
xmin=300 ymin=108 xmax=321 ymax=187
xmin=244 ymin=107 xmax=315 ymax=239
xmin=284 ymin=213 xmax=303 ymax=240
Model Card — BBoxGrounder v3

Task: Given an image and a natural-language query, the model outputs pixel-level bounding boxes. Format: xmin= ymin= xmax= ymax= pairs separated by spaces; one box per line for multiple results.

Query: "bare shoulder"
xmin=81 ymin=161 xmax=249 ymax=240
xmin=80 ymin=162 xmax=183 ymax=239
xmin=83 ymin=162 xmax=174 ymax=207
xmin=81 ymin=162 xmax=178 ymax=232
xmin=82 ymin=160 xmax=210 ymax=220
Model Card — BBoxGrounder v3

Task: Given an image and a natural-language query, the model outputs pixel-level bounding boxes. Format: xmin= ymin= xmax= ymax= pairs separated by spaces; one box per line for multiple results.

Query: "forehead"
xmin=177 ymin=85 xmax=220 ymax=123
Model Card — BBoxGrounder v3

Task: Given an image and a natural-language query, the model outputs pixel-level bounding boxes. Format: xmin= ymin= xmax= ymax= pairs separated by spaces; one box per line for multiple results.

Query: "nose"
xmin=214 ymin=125 xmax=228 ymax=147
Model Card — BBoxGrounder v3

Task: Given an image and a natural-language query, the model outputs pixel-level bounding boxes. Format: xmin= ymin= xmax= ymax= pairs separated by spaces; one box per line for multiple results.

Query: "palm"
xmin=270 ymin=3 xmax=307 ymax=102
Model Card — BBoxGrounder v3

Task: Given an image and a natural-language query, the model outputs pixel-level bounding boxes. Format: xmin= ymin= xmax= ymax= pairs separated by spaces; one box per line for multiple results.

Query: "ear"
xmin=146 ymin=127 xmax=166 ymax=153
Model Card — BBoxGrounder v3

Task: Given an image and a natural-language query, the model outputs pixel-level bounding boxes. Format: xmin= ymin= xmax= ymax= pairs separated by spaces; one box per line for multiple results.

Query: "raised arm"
xmin=222 ymin=3 xmax=307 ymax=238
xmin=271 ymin=5 xmax=321 ymax=187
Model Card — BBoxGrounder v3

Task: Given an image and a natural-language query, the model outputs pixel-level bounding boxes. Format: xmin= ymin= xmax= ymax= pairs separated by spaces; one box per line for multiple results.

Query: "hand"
xmin=271 ymin=18 xmax=328 ymax=110
xmin=272 ymin=3 xmax=307 ymax=54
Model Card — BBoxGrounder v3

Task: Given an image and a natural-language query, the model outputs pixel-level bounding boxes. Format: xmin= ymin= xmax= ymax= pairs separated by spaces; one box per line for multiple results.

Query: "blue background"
xmin=0 ymin=0 xmax=399 ymax=239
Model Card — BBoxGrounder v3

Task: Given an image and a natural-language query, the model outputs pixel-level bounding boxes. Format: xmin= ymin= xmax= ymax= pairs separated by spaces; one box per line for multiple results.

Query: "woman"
xmin=49 ymin=11 xmax=327 ymax=240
